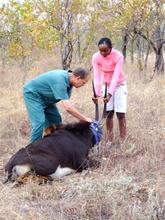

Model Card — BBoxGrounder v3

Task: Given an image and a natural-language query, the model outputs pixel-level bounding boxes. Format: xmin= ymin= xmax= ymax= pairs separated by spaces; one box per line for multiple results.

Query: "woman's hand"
xmin=92 ymin=96 xmax=99 ymax=104
xmin=103 ymin=93 xmax=112 ymax=104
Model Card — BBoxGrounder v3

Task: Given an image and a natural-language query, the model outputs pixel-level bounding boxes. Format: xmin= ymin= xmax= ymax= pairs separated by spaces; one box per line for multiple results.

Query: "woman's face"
xmin=99 ymin=44 xmax=111 ymax=57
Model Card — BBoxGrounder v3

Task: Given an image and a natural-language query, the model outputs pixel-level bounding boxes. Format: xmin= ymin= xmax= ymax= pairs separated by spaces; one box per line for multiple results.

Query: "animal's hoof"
xmin=88 ymin=159 xmax=101 ymax=169
xmin=2 ymin=178 xmax=9 ymax=184
xmin=81 ymin=169 xmax=90 ymax=176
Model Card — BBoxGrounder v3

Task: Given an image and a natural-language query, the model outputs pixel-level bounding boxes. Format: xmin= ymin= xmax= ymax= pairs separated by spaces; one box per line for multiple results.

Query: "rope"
xmin=90 ymin=121 xmax=103 ymax=145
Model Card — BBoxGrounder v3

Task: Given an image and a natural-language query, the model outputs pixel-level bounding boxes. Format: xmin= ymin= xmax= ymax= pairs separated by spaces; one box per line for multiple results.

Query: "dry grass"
xmin=0 ymin=55 xmax=165 ymax=220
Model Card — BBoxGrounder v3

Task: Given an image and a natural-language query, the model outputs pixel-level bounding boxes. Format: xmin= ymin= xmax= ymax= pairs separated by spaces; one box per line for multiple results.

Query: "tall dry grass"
xmin=0 ymin=54 xmax=165 ymax=220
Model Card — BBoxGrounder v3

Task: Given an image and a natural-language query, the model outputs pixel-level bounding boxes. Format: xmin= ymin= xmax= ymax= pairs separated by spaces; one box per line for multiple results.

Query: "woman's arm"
xmin=108 ymin=55 xmax=124 ymax=96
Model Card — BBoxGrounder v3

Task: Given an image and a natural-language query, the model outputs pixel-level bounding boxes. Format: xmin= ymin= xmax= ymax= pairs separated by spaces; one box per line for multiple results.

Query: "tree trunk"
xmin=144 ymin=42 xmax=150 ymax=70
xmin=122 ymin=30 xmax=129 ymax=61
xmin=77 ymin=34 xmax=81 ymax=63
xmin=59 ymin=5 xmax=74 ymax=70
xmin=130 ymin=37 xmax=134 ymax=64
xmin=155 ymin=49 xmax=164 ymax=74
xmin=154 ymin=27 xmax=164 ymax=74
xmin=61 ymin=40 xmax=73 ymax=70
xmin=136 ymin=35 xmax=144 ymax=78
xmin=134 ymin=29 xmax=164 ymax=75
xmin=0 ymin=44 xmax=7 ymax=74
xmin=18 ymin=56 xmax=28 ymax=84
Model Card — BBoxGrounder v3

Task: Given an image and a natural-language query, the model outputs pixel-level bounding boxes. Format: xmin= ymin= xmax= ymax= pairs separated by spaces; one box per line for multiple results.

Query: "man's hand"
xmin=85 ymin=117 xmax=93 ymax=123
xmin=80 ymin=117 xmax=92 ymax=123
xmin=103 ymin=93 xmax=112 ymax=104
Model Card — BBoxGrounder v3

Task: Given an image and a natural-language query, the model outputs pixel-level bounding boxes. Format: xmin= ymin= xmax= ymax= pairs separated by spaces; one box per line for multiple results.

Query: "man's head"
xmin=69 ymin=68 xmax=89 ymax=88
xmin=98 ymin=37 xmax=112 ymax=57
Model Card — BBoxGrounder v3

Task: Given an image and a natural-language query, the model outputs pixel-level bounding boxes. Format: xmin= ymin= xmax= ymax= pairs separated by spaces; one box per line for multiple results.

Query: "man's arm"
xmin=59 ymin=100 xmax=92 ymax=122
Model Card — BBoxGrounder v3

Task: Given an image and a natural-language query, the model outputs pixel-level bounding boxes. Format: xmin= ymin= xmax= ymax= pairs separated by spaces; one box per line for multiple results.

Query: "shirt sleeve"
xmin=108 ymin=55 xmax=124 ymax=96
xmin=51 ymin=79 xmax=70 ymax=102
xmin=92 ymin=55 xmax=102 ymax=96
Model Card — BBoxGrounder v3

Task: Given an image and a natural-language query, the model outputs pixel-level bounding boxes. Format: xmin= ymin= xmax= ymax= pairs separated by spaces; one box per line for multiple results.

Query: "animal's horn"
xmin=92 ymin=80 xmax=99 ymax=121
xmin=102 ymin=83 xmax=107 ymax=118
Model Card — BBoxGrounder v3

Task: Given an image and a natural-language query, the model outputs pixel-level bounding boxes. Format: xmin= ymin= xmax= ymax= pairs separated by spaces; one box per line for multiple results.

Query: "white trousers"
xmin=106 ymin=84 xmax=128 ymax=113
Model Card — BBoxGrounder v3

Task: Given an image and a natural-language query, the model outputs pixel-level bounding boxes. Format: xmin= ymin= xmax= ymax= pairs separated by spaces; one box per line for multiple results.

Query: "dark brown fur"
xmin=5 ymin=122 xmax=95 ymax=182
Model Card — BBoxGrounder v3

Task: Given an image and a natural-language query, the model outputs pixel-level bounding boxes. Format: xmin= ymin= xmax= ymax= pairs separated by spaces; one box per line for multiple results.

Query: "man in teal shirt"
xmin=23 ymin=68 xmax=92 ymax=143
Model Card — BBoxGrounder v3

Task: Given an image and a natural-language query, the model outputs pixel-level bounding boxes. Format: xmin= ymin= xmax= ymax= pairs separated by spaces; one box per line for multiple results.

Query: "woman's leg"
xmin=116 ymin=112 xmax=126 ymax=140
xmin=114 ymin=84 xmax=127 ymax=141
xmin=106 ymin=110 xmax=114 ymax=141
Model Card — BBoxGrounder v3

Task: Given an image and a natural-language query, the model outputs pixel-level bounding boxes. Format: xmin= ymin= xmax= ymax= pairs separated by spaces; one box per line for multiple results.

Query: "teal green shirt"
xmin=23 ymin=70 xmax=72 ymax=105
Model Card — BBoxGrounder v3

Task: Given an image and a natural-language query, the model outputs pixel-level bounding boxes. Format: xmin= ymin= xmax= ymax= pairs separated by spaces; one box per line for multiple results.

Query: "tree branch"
xmin=134 ymin=29 xmax=157 ymax=53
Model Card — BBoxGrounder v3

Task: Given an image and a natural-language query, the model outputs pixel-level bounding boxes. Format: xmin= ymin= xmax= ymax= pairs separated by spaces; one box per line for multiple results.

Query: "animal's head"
xmin=89 ymin=121 xmax=103 ymax=145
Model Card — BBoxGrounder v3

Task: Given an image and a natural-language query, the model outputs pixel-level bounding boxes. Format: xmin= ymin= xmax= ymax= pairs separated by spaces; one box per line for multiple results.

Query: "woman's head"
xmin=98 ymin=37 xmax=112 ymax=57
xmin=69 ymin=68 xmax=89 ymax=88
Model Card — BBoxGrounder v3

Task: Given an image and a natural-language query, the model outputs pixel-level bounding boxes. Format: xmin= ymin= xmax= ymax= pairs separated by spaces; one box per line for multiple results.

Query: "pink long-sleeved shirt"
xmin=92 ymin=48 xmax=126 ymax=96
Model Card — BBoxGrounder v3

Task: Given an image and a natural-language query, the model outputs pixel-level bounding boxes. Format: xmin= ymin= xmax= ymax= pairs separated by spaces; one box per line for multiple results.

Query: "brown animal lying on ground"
xmin=4 ymin=121 xmax=102 ymax=183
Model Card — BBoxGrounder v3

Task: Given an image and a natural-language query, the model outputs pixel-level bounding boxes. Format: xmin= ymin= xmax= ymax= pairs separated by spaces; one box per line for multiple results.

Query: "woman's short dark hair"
xmin=72 ymin=68 xmax=89 ymax=79
xmin=98 ymin=37 xmax=112 ymax=49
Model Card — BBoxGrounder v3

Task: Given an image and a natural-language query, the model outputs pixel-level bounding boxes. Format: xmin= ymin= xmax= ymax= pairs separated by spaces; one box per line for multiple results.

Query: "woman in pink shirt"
xmin=92 ymin=37 xmax=127 ymax=144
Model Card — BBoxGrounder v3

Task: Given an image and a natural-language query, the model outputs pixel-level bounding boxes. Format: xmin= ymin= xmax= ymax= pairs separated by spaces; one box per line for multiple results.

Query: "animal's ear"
xmin=43 ymin=124 xmax=65 ymax=137
xmin=56 ymin=124 xmax=65 ymax=130
xmin=43 ymin=127 xmax=55 ymax=137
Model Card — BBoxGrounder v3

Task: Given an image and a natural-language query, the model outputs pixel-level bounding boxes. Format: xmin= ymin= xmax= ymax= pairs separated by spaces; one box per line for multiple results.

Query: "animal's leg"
xmin=3 ymin=172 xmax=13 ymax=184
xmin=77 ymin=158 xmax=89 ymax=172
xmin=13 ymin=164 xmax=32 ymax=177
xmin=50 ymin=165 xmax=75 ymax=178
xmin=4 ymin=164 xmax=32 ymax=183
